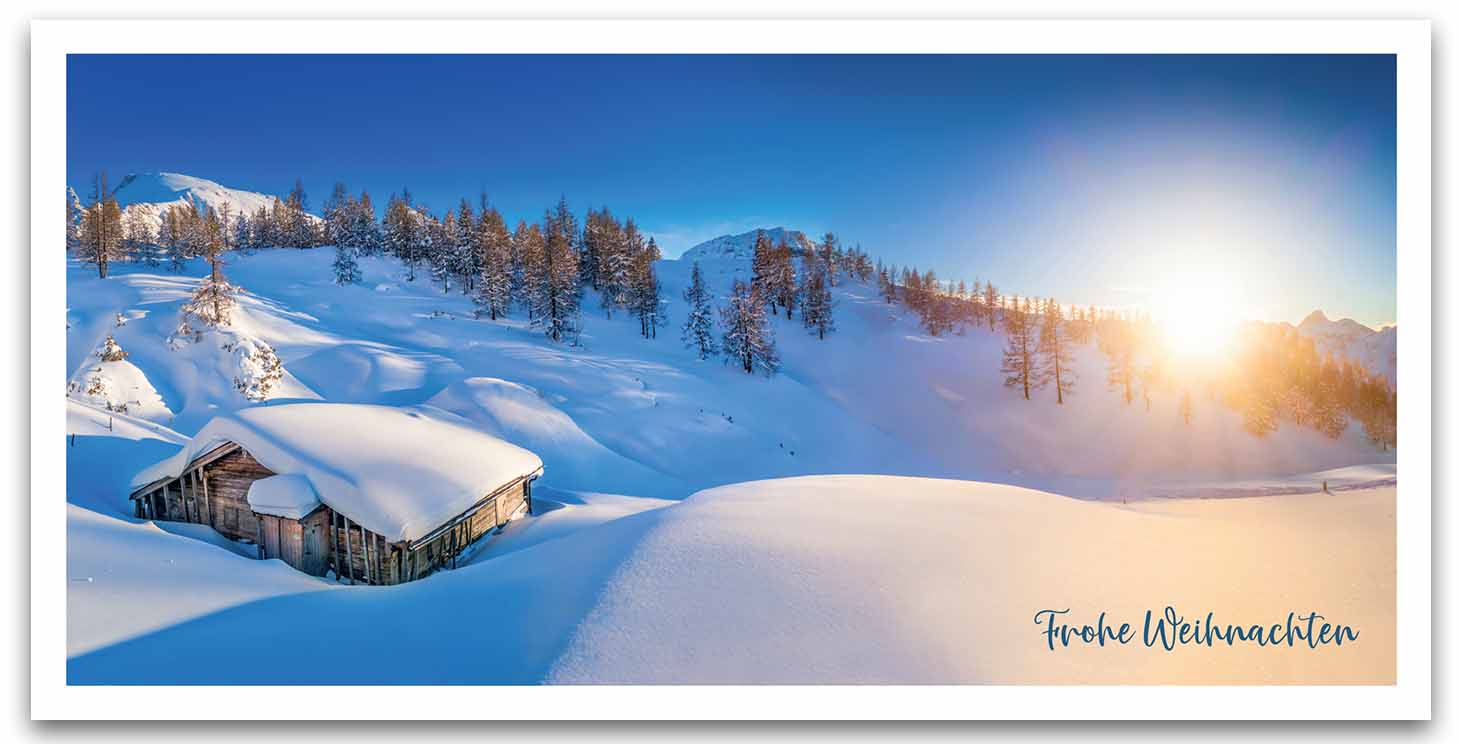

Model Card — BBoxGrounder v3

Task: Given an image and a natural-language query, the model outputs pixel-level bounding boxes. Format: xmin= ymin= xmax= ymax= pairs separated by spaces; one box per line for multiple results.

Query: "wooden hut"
xmin=128 ymin=403 xmax=544 ymax=585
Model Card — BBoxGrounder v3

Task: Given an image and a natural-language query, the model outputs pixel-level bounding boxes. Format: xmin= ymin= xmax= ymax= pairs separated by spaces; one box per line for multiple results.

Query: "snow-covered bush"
xmin=231 ymin=337 xmax=284 ymax=401
xmin=69 ymin=366 xmax=128 ymax=414
xmin=96 ymin=334 xmax=128 ymax=362
xmin=166 ymin=315 xmax=198 ymax=347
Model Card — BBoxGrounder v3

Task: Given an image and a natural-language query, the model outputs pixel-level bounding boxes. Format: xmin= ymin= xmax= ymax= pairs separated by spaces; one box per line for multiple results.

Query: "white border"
xmin=30 ymin=19 xmax=1432 ymax=720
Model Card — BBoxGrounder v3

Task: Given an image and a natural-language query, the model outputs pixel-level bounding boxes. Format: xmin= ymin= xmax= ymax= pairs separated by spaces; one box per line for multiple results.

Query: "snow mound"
xmin=546 ymin=475 xmax=1396 ymax=684
xmin=130 ymin=403 xmax=544 ymax=542
xmin=425 ymin=377 xmax=683 ymax=498
xmin=66 ymin=338 xmax=173 ymax=423
xmin=245 ymin=474 xmax=321 ymax=519
xmin=678 ymin=227 xmax=815 ymax=264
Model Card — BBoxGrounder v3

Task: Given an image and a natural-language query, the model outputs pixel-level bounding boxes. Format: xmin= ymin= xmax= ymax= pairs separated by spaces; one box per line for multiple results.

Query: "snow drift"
xmin=68 ymin=475 xmax=1395 ymax=684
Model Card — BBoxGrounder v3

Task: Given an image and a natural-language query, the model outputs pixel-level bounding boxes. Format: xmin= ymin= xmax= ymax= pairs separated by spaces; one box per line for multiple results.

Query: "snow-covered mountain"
xmin=1295 ymin=310 xmax=1397 ymax=385
xmin=678 ymin=227 xmax=816 ymax=264
xmin=72 ymin=172 xmax=318 ymax=235
xmin=113 ymin=172 xmax=282 ymax=216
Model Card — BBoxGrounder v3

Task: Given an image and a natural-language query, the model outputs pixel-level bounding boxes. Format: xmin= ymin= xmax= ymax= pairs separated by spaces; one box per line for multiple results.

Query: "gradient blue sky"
xmin=67 ymin=54 xmax=1396 ymax=326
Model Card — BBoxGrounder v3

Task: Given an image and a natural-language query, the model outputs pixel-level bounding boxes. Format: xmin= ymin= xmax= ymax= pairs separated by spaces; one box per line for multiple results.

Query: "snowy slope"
xmin=69 ymin=475 xmax=1395 ymax=684
xmin=678 ymin=227 xmax=815 ymax=263
xmin=1295 ymin=310 xmax=1397 ymax=385
xmin=67 ymin=247 xmax=1393 ymax=505
xmin=64 ymin=243 xmax=1397 ymax=682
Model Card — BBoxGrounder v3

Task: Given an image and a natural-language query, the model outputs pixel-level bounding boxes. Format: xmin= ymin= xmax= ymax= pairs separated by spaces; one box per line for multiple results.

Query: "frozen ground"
xmin=63 ymin=245 xmax=1397 ymax=684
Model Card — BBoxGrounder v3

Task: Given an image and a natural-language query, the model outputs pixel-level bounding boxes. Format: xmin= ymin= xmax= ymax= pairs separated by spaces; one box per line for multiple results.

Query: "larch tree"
xmin=1035 ymin=298 xmax=1076 ymax=404
xmin=1101 ymin=320 xmax=1137 ymax=405
xmin=630 ymin=236 xmax=667 ymax=339
xmin=180 ymin=207 xmax=238 ymax=328
xmin=79 ymin=172 xmax=123 ymax=278
xmin=800 ymin=260 xmax=835 ymax=340
xmin=532 ymin=210 xmax=582 ymax=343
xmin=681 ymin=260 xmax=717 ymax=360
xmin=1000 ymin=296 xmax=1043 ymax=400
xmin=475 ymin=204 xmax=513 ymax=321
xmin=720 ymin=279 xmax=779 ymax=376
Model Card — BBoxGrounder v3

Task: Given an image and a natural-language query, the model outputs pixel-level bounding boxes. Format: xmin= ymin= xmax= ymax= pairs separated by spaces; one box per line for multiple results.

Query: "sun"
xmin=1150 ymin=278 xmax=1241 ymax=360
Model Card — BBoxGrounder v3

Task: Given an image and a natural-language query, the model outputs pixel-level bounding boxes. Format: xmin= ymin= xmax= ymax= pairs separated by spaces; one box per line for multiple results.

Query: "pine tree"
xmin=630 ymin=236 xmax=667 ymax=338
xmin=1000 ymin=296 xmax=1043 ymax=400
xmin=773 ymin=238 xmax=798 ymax=319
xmin=285 ymin=178 xmax=313 ymax=248
xmin=431 ymin=211 xmax=457 ymax=293
xmin=877 ymin=266 xmax=897 ymax=303
xmin=514 ymin=220 xmax=545 ymax=317
xmin=750 ymin=230 xmax=775 ymax=312
xmin=332 ymin=243 xmax=361 ymax=285
xmin=383 ymin=191 xmax=421 ymax=280
xmin=720 ymin=279 xmax=778 ymax=376
xmin=475 ymin=205 xmax=513 ymax=321
xmin=180 ymin=207 xmax=238 ymax=327
xmin=681 ymin=260 xmax=717 ymax=360
xmin=1035 ymin=298 xmax=1076 ymax=404
xmin=531 ymin=210 xmax=581 ymax=343
xmin=800 ymin=261 xmax=835 ymax=340
xmin=818 ymin=232 xmax=840 ymax=287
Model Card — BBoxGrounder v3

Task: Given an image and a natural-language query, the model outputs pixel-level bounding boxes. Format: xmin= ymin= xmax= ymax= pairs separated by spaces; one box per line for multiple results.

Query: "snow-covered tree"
xmin=630 ymin=236 xmax=667 ymax=339
xmin=474 ymin=205 xmax=513 ymax=321
xmin=720 ymin=279 xmax=778 ymax=376
xmin=800 ymin=260 xmax=835 ymax=340
xmin=681 ymin=260 xmax=717 ymax=360
xmin=232 ymin=338 xmax=284 ymax=401
xmin=532 ymin=210 xmax=582 ymax=343
xmin=772 ymin=238 xmax=798 ymax=319
xmin=180 ymin=207 xmax=239 ymax=327
xmin=430 ymin=211 xmax=457 ymax=293
xmin=332 ymin=243 xmax=361 ymax=285
xmin=97 ymin=334 xmax=128 ymax=362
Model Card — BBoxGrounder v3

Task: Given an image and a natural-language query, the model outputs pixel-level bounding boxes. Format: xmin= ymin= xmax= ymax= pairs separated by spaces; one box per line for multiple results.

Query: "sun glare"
xmin=1150 ymin=278 xmax=1241 ymax=360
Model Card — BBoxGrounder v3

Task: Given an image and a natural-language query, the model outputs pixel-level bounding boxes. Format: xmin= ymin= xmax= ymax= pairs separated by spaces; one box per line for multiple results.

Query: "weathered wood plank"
xmin=343 ymin=514 xmax=356 ymax=585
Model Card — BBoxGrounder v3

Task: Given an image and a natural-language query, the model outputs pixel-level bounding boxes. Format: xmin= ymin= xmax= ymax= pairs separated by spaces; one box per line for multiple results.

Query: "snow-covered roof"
xmin=245 ymin=474 xmax=321 ymax=520
xmin=131 ymin=403 xmax=543 ymax=542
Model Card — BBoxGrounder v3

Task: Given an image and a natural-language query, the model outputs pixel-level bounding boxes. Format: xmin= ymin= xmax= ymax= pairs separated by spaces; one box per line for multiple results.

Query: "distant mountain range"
xmin=1293 ymin=310 xmax=1396 ymax=386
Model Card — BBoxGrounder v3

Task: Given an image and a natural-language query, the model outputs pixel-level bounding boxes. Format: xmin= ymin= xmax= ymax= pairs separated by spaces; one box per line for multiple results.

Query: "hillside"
xmin=63 ymin=238 xmax=1395 ymax=683
xmin=1295 ymin=310 xmax=1397 ymax=385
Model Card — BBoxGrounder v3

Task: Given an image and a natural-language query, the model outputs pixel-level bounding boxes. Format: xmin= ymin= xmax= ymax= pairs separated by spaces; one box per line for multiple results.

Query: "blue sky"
xmin=67 ymin=54 xmax=1396 ymax=326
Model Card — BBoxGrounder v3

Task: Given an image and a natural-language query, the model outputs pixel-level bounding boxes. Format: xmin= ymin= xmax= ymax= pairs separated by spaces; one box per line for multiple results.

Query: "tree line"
xmin=67 ymin=173 xmax=1397 ymax=448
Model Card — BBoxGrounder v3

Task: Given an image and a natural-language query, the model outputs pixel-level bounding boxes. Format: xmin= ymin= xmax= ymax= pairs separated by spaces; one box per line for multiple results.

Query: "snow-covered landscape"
xmin=60 ymin=171 xmax=1398 ymax=684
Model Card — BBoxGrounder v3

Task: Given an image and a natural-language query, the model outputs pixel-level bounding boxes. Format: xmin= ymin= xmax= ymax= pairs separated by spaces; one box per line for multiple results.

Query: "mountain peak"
xmin=678 ymin=227 xmax=815 ymax=263
xmin=1299 ymin=309 xmax=1330 ymax=327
